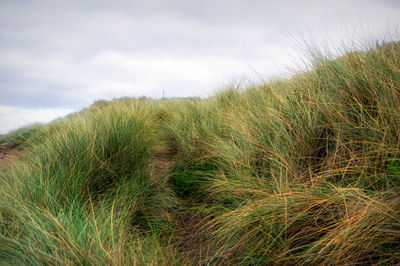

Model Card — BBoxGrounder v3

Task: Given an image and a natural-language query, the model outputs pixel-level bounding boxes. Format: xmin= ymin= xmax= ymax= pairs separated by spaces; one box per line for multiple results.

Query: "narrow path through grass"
xmin=0 ymin=143 xmax=21 ymax=168
xmin=149 ymin=142 xmax=210 ymax=264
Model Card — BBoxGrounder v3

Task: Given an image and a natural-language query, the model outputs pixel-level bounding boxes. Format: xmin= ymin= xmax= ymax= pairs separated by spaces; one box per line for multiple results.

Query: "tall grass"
xmin=0 ymin=100 xmax=181 ymax=264
xmin=0 ymin=123 xmax=45 ymax=150
xmin=1 ymin=41 xmax=399 ymax=265
xmin=162 ymin=41 xmax=400 ymax=264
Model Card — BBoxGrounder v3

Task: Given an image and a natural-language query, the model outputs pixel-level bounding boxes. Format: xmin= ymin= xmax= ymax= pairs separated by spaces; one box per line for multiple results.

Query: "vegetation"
xmin=0 ymin=123 xmax=45 ymax=151
xmin=1 ymin=42 xmax=400 ymax=265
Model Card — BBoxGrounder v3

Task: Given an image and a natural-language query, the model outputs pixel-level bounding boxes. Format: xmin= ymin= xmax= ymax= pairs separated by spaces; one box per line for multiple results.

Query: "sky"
xmin=0 ymin=0 xmax=399 ymax=134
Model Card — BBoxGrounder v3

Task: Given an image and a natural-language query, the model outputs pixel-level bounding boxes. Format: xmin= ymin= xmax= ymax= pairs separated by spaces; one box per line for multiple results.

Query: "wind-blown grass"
xmin=1 ymin=41 xmax=399 ymax=265
xmin=0 ymin=101 xmax=180 ymax=264
xmin=0 ymin=123 xmax=45 ymax=150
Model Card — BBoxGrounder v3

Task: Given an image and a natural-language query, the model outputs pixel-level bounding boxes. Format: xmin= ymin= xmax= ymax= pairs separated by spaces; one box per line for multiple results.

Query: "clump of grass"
xmin=0 ymin=123 xmax=45 ymax=150
xmin=161 ymin=41 xmax=400 ymax=264
xmin=0 ymin=100 xmax=180 ymax=264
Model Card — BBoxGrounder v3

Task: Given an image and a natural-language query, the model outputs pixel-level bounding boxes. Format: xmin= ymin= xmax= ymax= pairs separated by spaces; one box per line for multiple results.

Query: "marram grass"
xmin=1 ymin=42 xmax=400 ymax=265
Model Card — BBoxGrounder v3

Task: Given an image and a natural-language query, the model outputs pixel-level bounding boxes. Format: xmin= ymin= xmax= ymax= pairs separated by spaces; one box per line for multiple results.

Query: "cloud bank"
xmin=0 ymin=0 xmax=399 ymax=133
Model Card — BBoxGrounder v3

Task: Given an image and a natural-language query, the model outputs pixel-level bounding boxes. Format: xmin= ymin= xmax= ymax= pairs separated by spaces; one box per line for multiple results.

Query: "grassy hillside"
xmin=1 ymin=42 xmax=400 ymax=265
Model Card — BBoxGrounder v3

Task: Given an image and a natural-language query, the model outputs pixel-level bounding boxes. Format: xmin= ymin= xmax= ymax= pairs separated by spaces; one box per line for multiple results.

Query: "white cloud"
xmin=0 ymin=106 xmax=73 ymax=134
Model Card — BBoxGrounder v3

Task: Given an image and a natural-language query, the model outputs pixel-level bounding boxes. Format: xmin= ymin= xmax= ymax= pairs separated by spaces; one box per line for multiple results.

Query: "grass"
xmin=1 ymin=41 xmax=400 ymax=265
xmin=0 ymin=123 xmax=45 ymax=151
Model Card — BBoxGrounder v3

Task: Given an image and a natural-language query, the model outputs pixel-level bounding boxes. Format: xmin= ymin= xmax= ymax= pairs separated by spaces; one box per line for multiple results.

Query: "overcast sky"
xmin=0 ymin=0 xmax=399 ymax=134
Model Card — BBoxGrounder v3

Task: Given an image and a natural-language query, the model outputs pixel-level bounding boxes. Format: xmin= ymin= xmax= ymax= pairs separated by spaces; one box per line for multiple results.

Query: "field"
xmin=1 ymin=42 xmax=400 ymax=265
